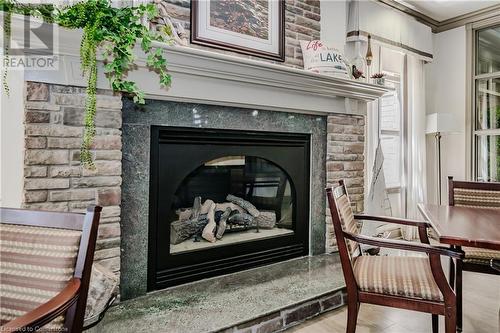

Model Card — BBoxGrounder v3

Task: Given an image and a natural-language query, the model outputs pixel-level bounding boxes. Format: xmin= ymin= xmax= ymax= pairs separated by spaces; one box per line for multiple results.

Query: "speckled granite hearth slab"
xmin=87 ymin=254 xmax=345 ymax=333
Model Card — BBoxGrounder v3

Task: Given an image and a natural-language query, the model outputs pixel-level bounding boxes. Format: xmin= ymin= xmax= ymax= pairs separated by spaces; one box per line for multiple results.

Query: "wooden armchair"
xmin=0 ymin=205 xmax=101 ymax=332
xmin=327 ymin=180 xmax=462 ymax=333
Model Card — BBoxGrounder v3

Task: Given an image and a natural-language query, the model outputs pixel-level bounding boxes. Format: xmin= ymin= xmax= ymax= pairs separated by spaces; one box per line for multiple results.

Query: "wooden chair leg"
xmin=456 ymin=250 xmax=463 ymax=332
xmin=444 ymin=306 xmax=456 ymax=333
xmin=432 ymin=314 xmax=439 ymax=333
xmin=449 ymin=257 xmax=455 ymax=287
xmin=346 ymin=301 xmax=359 ymax=333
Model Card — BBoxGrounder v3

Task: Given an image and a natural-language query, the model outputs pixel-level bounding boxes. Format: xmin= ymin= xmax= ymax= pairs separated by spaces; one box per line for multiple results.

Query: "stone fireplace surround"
xmin=122 ymin=100 xmax=326 ymax=298
xmin=15 ymin=21 xmax=388 ymax=301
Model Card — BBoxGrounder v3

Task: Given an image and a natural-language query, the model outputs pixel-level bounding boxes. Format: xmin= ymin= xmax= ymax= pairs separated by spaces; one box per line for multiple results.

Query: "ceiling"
xmin=399 ymin=0 xmax=500 ymax=22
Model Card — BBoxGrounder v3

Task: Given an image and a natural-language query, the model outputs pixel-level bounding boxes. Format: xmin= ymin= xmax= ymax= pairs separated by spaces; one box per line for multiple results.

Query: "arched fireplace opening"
xmin=170 ymin=155 xmax=296 ymax=253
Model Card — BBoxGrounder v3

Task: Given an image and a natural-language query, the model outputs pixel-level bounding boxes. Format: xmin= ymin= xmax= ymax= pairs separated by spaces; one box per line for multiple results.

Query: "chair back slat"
xmin=0 ymin=208 xmax=85 ymax=230
xmin=69 ymin=207 xmax=101 ymax=332
xmin=448 ymin=176 xmax=500 ymax=209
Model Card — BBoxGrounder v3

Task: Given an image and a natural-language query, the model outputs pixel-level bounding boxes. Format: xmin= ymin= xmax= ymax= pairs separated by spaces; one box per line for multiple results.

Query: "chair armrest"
xmin=354 ymin=214 xmax=431 ymax=228
xmin=344 ymin=231 xmax=464 ymax=259
xmin=1 ymin=278 xmax=81 ymax=332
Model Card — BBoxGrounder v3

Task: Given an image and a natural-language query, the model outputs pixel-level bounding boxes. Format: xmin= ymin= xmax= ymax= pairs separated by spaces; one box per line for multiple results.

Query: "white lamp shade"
xmin=425 ymin=113 xmax=457 ymax=134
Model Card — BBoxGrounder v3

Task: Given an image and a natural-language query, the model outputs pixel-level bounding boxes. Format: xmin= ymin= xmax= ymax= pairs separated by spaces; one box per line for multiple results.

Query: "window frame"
xmin=470 ymin=21 xmax=500 ymax=181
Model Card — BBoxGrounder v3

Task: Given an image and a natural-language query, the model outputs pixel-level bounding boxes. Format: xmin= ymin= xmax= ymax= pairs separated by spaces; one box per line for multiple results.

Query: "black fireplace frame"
xmin=148 ymin=126 xmax=310 ymax=290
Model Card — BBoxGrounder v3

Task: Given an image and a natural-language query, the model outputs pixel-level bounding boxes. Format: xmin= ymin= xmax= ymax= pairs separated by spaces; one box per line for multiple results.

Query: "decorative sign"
xmin=300 ymin=40 xmax=349 ymax=78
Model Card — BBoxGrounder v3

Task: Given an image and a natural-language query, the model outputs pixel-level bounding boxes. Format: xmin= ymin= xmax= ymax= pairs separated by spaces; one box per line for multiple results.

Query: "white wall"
xmin=320 ymin=0 xmax=347 ymax=54
xmin=424 ymin=26 xmax=467 ymax=204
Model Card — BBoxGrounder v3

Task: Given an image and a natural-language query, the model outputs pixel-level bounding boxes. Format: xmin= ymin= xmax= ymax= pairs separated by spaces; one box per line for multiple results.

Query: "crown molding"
xmin=377 ymin=0 xmax=500 ymax=33
xmin=437 ymin=4 xmax=500 ymax=32
xmin=376 ymin=0 xmax=439 ymax=31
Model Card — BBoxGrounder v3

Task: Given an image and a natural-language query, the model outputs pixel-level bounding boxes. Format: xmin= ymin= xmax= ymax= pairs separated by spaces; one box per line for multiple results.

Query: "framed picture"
xmin=191 ymin=0 xmax=285 ymax=62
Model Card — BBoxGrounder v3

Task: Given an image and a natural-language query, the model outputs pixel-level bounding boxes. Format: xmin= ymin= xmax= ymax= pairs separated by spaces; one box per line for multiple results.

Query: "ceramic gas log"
xmin=170 ymin=195 xmax=278 ymax=245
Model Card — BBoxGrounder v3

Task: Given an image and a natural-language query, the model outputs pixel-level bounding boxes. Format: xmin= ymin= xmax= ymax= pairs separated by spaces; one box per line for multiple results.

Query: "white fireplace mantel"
xmin=17 ymin=15 xmax=391 ymax=115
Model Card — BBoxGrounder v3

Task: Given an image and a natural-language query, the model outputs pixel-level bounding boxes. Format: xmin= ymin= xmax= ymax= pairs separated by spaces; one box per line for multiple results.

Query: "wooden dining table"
xmin=418 ymin=203 xmax=500 ymax=332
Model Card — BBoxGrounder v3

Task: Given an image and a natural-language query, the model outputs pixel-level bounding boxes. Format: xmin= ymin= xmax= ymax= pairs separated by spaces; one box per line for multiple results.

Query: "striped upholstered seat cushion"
xmin=353 ymin=255 xmax=443 ymax=301
xmin=453 ymin=188 xmax=500 ymax=208
xmin=463 ymin=247 xmax=500 ymax=265
xmin=0 ymin=223 xmax=81 ymax=330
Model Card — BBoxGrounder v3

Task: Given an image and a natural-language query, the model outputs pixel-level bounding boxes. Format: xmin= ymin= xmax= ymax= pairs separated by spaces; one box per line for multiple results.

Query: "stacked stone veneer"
xmin=325 ymin=114 xmax=366 ymax=252
xmin=22 ymin=81 xmax=122 ymax=276
xmin=155 ymin=0 xmax=320 ymax=68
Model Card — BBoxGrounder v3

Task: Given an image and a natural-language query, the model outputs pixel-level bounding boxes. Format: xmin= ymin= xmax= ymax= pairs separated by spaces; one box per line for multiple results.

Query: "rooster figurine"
xmin=352 ymin=65 xmax=365 ymax=79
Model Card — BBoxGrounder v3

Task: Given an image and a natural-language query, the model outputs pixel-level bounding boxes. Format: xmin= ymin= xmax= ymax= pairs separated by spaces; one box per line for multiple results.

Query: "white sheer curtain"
xmin=402 ymin=55 xmax=427 ymax=240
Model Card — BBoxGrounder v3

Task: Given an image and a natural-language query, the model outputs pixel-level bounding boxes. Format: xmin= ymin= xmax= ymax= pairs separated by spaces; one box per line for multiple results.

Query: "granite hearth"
xmin=87 ymin=254 xmax=346 ymax=333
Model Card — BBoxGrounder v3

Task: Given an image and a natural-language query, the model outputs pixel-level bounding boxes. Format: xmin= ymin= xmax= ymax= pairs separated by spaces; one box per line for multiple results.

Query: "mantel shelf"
xmin=157 ymin=44 xmax=391 ymax=102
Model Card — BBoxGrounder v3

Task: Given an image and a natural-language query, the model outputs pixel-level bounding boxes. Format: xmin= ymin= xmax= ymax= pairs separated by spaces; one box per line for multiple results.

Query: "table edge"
xmin=417 ymin=203 xmax=500 ymax=251
xmin=417 ymin=203 xmax=444 ymax=237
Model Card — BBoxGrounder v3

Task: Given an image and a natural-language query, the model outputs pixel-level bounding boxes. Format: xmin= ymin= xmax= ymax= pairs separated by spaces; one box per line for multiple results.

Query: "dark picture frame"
xmin=191 ymin=0 xmax=285 ymax=62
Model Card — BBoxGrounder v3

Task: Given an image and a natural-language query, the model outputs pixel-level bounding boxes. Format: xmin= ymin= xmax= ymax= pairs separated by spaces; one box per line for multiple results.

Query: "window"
xmin=379 ymin=78 xmax=402 ymax=190
xmin=474 ymin=25 xmax=500 ymax=181
xmin=366 ymin=45 xmax=406 ymax=217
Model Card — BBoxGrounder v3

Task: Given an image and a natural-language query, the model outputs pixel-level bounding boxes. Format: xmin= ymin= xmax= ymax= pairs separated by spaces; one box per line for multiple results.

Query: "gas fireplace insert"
xmin=148 ymin=126 xmax=310 ymax=290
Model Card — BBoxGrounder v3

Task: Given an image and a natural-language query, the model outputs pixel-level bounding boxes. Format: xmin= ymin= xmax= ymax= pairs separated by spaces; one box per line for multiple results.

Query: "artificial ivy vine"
xmin=2 ymin=8 xmax=10 ymax=96
xmin=1 ymin=0 xmax=172 ymax=169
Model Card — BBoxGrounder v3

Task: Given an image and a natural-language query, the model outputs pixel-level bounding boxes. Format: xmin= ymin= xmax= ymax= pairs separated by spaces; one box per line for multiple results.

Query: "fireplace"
xmin=120 ymin=100 xmax=329 ymax=299
xmin=148 ymin=126 xmax=310 ymax=290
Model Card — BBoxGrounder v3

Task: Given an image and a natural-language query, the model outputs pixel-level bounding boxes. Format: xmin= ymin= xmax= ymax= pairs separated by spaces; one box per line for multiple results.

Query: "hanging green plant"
xmin=1 ymin=0 xmax=172 ymax=169
xmin=2 ymin=8 xmax=11 ymax=97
